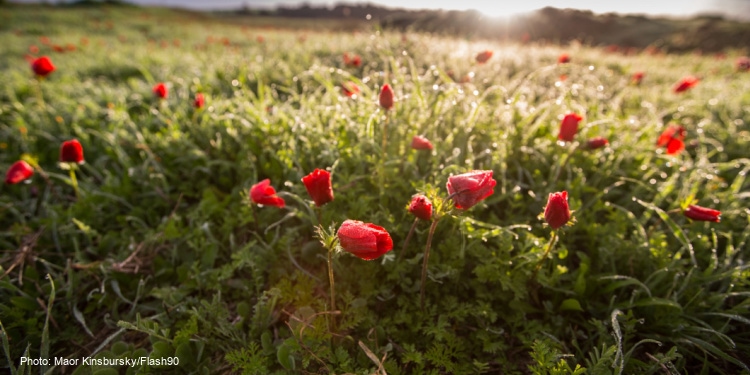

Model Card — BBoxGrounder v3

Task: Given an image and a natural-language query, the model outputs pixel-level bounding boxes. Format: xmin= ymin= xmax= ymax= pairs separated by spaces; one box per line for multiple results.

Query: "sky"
xmin=12 ymin=0 xmax=750 ymax=19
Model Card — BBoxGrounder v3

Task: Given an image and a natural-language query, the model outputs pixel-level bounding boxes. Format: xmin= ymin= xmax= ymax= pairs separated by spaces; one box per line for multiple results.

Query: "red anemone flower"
xmin=31 ymin=56 xmax=55 ymax=77
xmin=5 ymin=160 xmax=34 ymax=185
xmin=475 ymin=50 xmax=493 ymax=64
xmin=379 ymin=84 xmax=394 ymax=110
xmin=337 ymin=220 xmax=394 ymax=261
xmin=586 ymin=137 xmax=609 ymax=150
xmin=153 ymin=83 xmax=168 ymax=99
xmin=683 ymin=204 xmax=721 ymax=222
xmin=632 ymin=71 xmax=644 ymax=84
xmin=657 ymin=125 xmax=686 ymax=155
xmin=736 ymin=57 xmax=750 ymax=72
xmin=343 ymin=53 xmax=362 ymax=67
xmin=301 ymin=168 xmax=334 ymax=207
xmin=341 ymin=81 xmax=360 ymax=97
xmin=411 ymin=135 xmax=433 ymax=150
xmin=408 ymin=195 xmax=433 ymax=221
xmin=673 ymin=76 xmax=699 ymax=93
xmin=446 ymin=170 xmax=496 ymax=210
xmin=194 ymin=93 xmax=205 ymax=109
xmin=558 ymin=53 xmax=570 ymax=64
xmin=544 ymin=191 xmax=571 ymax=229
xmin=250 ymin=179 xmax=285 ymax=208
xmin=558 ymin=113 xmax=583 ymax=142
xmin=60 ymin=139 xmax=84 ymax=164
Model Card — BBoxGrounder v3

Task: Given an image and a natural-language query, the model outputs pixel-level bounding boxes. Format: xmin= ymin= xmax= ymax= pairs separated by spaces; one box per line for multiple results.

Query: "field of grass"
xmin=1 ymin=4 xmax=750 ymax=374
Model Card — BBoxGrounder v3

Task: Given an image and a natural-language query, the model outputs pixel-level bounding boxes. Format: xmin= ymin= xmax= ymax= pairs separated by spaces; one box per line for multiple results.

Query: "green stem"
xmin=315 ymin=206 xmax=323 ymax=226
xmin=532 ymin=230 xmax=558 ymax=280
xmin=69 ymin=168 xmax=79 ymax=201
xmin=550 ymin=143 xmax=578 ymax=187
xmin=327 ymin=247 xmax=336 ymax=332
xmin=35 ymin=78 xmax=46 ymax=109
xmin=399 ymin=218 xmax=420 ymax=262
xmin=420 ymin=218 xmax=441 ymax=311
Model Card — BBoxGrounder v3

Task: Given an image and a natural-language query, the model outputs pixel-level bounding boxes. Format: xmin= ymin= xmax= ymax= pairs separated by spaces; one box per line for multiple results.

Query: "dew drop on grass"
xmin=660 ymin=172 xmax=668 ymax=179
xmin=708 ymin=98 xmax=718 ymax=105
xmin=231 ymin=79 xmax=239 ymax=87
xmin=640 ymin=165 xmax=648 ymax=171
xmin=649 ymin=179 xmax=656 ymax=185
xmin=534 ymin=240 xmax=539 ymax=246
xmin=473 ymin=90 xmax=479 ymax=96
xmin=589 ymin=65 xmax=595 ymax=71
xmin=597 ymin=85 xmax=604 ymax=91
xmin=433 ymin=84 xmax=439 ymax=91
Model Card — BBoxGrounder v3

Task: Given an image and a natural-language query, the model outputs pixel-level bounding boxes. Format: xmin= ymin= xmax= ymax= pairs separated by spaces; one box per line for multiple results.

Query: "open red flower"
xmin=31 ymin=56 xmax=55 ymax=77
xmin=411 ymin=135 xmax=433 ymax=150
xmin=673 ymin=76 xmax=699 ymax=93
xmin=301 ymin=168 xmax=333 ymax=207
xmin=544 ymin=191 xmax=571 ymax=229
xmin=60 ymin=139 xmax=84 ymax=164
xmin=250 ymin=179 xmax=285 ymax=208
xmin=341 ymin=81 xmax=359 ymax=97
xmin=379 ymin=84 xmax=394 ymax=110
xmin=558 ymin=113 xmax=582 ymax=142
xmin=632 ymin=71 xmax=644 ymax=84
xmin=408 ymin=195 xmax=433 ymax=221
xmin=475 ymin=50 xmax=493 ymax=64
xmin=337 ymin=219 xmax=393 ymax=260
xmin=194 ymin=93 xmax=205 ymax=109
xmin=657 ymin=124 xmax=686 ymax=155
xmin=446 ymin=170 xmax=496 ymax=210
xmin=5 ymin=160 xmax=34 ymax=185
xmin=683 ymin=204 xmax=721 ymax=222
xmin=586 ymin=136 xmax=608 ymax=150
xmin=558 ymin=53 xmax=570 ymax=64
xmin=153 ymin=83 xmax=168 ymax=99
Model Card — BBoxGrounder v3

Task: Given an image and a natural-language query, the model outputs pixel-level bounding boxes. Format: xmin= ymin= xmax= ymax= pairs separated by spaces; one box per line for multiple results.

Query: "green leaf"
xmin=560 ymin=298 xmax=584 ymax=312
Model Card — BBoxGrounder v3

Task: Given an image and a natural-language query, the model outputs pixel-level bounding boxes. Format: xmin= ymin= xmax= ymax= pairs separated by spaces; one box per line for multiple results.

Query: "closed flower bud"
xmin=544 ymin=191 xmax=571 ymax=229
xmin=657 ymin=124 xmax=686 ymax=155
xmin=684 ymin=204 xmax=721 ymax=222
xmin=411 ymin=135 xmax=433 ymax=150
xmin=408 ymin=195 xmax=433 ymax=221
xmin=586 ymin=136 xmax=608 ymax=150
xmin=558 ymin=113 xmax=582 ymax=142
xmin=337 ymin=219 xmax=394 ymax=260
xmin=446 ymin=170 xmax=496 ymax=210
xmin=673 ymin=76 xmax=699 ymax=93
xmin=194 ymin=93 xmax=205 ymax=109
xmin=5 ymin=160 xmax=34 ymax=184
xmin=60 ymin=139 xmax=84 ymax=164
xmin=250 ymin=179 xmax=285 ymax=208
xmin=379 ymin=84 xmax=394 ymax=110
xmin=475 ymin=50 xmax=493 ymax=64
xmin=301 ymin=168 xmax=333 ymax=207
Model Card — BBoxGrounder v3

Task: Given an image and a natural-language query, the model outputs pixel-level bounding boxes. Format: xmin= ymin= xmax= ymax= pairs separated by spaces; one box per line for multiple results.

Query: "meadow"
xmin=1 ymin=4 xmax=750 ymax=374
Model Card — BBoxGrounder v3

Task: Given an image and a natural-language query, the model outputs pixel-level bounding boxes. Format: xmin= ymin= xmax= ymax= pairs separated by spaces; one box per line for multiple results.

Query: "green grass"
xmin=1 ymin=4 xmax=750 ymax=374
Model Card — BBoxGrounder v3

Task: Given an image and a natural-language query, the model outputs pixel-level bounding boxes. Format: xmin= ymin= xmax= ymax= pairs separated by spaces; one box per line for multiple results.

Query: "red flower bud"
xmin=737 ymin=57 xmax=750 ymax=72
xmin=657 ymin=125 xmax=686 ymax=155
xmin=446 ymin=170 xmax=496 ymax=210
xmin=411 ymin=135 xmax=433 ymax=150
xmin=586 ymin=136 xmax=608 ymax=150
xmin=153 ymin=83 xmax=168 ymax=99
xmin=250 ymin=179 xmax=285 ymax=208
xmin=684 ymin=204 xmax=721 ymax=222
xmin=60 ymin=139 xmax=84 ymax=164
xmin=558 ymin=113 xmax=582 ymax=142
xmin=544 ymin=191 xmax=571 ymax=229
xmin=343 ymin=53 xmax=362 ymax=67
xmin=5 ymin=160 xmax=34 ymax=185
xmin=379 ymin=84 xmax=394 ymax=110
xmin=301 ymin=168 xmax=333 ymax=207
xmin=31 ymin=56 xmax=55 ymax=77
xmin=475 ymin=50 xmax=493 ymax=64
xmin=337 ymin=219 xmax=394 ymax=261
xmin=632 ymin=71 xmax=644 ymax=84
xmin=341 ymin=81 xmax=360 ymax=97
xmin=558 ymin=53 xmax=570 ymax=64
xmin=194 ymin=93 xmax=205 ymax=109
xmin=673 ymin=76 xmax=699 ymax=93
xmin=408 ymin=195 xmax=433 ymax=221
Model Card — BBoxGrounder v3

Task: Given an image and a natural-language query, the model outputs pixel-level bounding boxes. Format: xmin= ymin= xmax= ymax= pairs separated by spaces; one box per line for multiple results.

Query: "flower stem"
xmin=420 ymin=218 xmax=440 ymax=310
xmin=327 ymin=247 xmax=336 ymax=332
xmin=315 ymin=206 xmax=323 ymax=226
xmin=69 ymin=168 xmax=79 ymax=200
xmin=550 ymin=143 xmax=578 ymax=187
xmin=532 ymin=230 xmax=558 ymax=280
xmin=399 ymin=218 xmax=420 ymax=262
